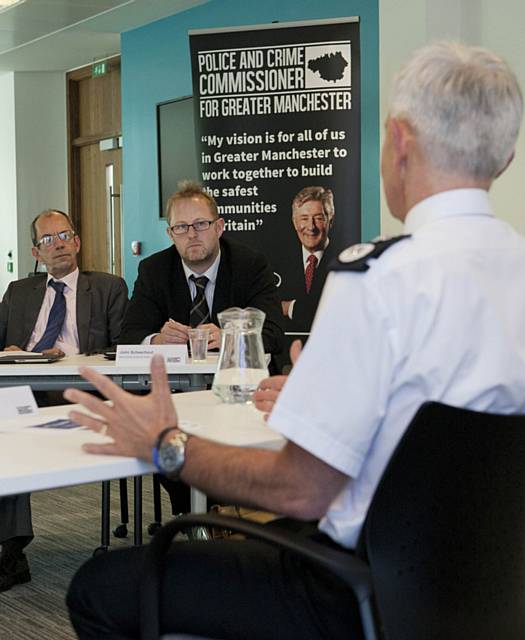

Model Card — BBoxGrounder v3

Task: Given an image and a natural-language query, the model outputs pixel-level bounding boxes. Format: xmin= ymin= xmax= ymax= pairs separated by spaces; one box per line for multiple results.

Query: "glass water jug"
xmin=212 ymin=307 xmax=268 ymax=404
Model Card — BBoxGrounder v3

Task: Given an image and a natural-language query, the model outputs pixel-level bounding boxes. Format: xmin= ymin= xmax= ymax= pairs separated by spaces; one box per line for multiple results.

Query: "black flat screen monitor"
xmin=157 ymin=96 xmax=199 ymax=217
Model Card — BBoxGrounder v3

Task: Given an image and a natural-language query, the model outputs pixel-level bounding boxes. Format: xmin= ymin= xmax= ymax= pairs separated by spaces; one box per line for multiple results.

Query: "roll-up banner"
xmin=189 ymin=18 xmax=361 ymax=335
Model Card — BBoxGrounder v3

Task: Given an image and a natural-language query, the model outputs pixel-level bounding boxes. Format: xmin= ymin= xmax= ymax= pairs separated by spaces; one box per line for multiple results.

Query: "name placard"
xmin=0 ymin=385 xmax=38 ymax=419
xmin=116 ymin=344 xmax=187 ymax=366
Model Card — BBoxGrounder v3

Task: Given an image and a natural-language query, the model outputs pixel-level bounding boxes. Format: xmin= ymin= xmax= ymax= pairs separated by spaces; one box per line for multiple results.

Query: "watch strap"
xmin=152 ymin=426 xmax=179 ymax=470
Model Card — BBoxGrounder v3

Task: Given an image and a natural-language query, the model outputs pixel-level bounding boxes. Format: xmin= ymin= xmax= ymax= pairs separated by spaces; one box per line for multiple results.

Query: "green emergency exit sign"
xmin=92 ymin=61 xmax=108 ymax=77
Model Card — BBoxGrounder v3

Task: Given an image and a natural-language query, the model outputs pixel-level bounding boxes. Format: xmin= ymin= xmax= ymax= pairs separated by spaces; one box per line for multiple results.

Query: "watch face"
xmin=158 ymin=443 xmax=184 ymax=475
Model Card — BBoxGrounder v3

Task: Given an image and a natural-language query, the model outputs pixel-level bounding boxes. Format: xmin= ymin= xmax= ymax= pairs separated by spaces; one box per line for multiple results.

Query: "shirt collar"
xmin=182 ymin=250 xmax=221 ymax=284
xmin=46 ymin=267 xmax=79 ymax=292
xmin=404 ymin=189 xmax=494 ymax=234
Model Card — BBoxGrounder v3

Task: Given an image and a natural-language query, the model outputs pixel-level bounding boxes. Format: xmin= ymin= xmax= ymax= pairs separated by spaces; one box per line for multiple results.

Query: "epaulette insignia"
xmin=331 ymin=234 xmax=411 ymax=272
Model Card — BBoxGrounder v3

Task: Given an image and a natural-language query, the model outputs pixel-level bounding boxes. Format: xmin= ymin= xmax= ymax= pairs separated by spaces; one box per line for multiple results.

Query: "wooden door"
xmin=67 ymin=58 xmax=122 ymax=275
xmin=78 ymin=146 xmax=122 ymax=273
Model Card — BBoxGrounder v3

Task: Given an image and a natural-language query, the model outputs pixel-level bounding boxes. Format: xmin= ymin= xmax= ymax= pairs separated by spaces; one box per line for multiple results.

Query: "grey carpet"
xmin=0 ymin=477 xmax=174 ymax=640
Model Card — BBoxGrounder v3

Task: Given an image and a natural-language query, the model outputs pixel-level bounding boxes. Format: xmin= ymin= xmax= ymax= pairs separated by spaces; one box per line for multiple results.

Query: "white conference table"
xmin=0 ymin=390 xmax=284 ymax=497
xmin=0 ymin=353 xmax=218 ymax=392
xmin=0 ymin=390 xmax=284 ymax=545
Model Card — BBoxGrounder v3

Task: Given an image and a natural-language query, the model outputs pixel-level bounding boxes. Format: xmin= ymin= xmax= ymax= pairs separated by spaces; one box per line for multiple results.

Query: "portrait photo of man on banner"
xmin=279 ymin=185 xmax=337 ymax=333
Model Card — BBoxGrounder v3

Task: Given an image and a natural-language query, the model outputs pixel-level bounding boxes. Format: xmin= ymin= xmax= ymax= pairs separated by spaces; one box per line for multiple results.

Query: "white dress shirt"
xmin=270 ymin=189 xmax=525 ymax=548
xmin=26 ymin=268 xmax=80 ymax=355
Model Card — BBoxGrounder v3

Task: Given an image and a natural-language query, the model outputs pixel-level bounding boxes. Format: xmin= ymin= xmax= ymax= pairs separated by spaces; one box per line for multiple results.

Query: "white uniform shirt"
xmin=26 ymin=268 xmax=80 ymax=355
xmin=269 ymin=189 xmax=525 ymax=548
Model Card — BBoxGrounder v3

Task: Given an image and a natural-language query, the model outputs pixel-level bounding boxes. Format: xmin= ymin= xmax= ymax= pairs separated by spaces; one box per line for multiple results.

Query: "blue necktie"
xmin=32 ymin=280 xmax=66 ymax=352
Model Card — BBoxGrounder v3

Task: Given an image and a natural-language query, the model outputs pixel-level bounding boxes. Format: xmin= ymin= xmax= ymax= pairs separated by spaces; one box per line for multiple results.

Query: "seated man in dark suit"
xmin=120 ymin=181 xmax=283 ymax=514
xmin=119 ymin=180 xmax=283 ymax=355
xmin=279 ymin=186 xmax=335 ymax=333
xmin=0 ymin=208 xmax=128 ymax=593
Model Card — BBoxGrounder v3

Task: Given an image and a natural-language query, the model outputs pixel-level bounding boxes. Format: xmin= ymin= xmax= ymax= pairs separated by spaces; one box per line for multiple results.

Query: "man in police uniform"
xmin=65 ymin=42 xmax=525 ymax=639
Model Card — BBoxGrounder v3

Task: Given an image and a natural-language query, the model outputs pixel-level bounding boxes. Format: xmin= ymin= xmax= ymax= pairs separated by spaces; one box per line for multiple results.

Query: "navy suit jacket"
xmin=120 ymin=237 xmax=283 ymax=355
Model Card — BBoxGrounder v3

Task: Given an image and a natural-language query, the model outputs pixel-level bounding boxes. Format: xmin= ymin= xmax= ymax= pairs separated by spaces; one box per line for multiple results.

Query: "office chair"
xmin=139 ymin=402 xmax=525 ymax=640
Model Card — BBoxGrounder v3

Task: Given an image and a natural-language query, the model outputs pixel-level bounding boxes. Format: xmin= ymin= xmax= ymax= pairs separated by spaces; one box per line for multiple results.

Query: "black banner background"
xmin=190 ymin=18 xmax=361 ymax=334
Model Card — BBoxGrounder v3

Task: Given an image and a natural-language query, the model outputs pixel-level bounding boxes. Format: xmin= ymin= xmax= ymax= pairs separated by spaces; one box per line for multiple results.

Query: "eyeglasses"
xmin=169 ymin=219 xmax=218 ymax=236
xmin=36 ymin=230 xmax=76 ymax=248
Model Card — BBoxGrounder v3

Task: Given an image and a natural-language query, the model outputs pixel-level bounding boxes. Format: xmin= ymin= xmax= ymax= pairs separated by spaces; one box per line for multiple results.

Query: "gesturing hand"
xmin=64 ymin=354 xmax=178 ymax=460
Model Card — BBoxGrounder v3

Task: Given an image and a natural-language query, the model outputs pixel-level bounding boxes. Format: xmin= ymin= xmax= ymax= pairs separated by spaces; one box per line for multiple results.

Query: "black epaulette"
xmin=331 ymin=235 xmax=411 ymax=272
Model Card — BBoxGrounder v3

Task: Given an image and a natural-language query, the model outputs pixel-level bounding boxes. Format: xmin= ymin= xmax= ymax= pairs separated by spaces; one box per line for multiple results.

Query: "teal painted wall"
xmin=121 ymin=0 xmax=379 ymax=286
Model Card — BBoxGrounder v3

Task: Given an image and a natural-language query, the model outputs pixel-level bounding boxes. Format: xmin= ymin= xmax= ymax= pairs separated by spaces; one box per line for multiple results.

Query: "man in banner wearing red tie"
xmin=280 ymin=185 xmax=336 ymax=334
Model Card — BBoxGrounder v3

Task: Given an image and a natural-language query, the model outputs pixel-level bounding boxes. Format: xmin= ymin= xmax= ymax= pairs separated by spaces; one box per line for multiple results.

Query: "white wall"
xmin=14 ymin=72 xmax=68 ymax=279
xmin=379 ymin=0 xmax=525 ymax=237
xmin=0 ymin=72 xmax=18 ymax=295
xmin=379 ymin=0 xmax=426 ymax=237
xmin=478 ymin=1 xmax=525 ymax=236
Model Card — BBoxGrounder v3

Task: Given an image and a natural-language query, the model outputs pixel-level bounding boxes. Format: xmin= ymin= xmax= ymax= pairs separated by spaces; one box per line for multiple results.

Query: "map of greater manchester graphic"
xmin=308 ymin=51 xmax=348 ymax=82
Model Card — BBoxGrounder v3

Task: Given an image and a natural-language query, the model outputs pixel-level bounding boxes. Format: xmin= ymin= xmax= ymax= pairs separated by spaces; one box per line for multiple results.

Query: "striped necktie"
xmin=305 ymin=254 xmax=318 ymax=294
xmin=189 ymin=275 xmax=210 ymax=327
xmin=32 ymin=280 xmax=66 ymax=352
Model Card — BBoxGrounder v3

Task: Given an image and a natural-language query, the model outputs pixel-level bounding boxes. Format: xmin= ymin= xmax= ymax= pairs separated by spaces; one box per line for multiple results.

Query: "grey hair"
xmin=389 ymin=41 xmax=523 ymax=180
xmin=292 ymin=186 xmax=335 ymax=221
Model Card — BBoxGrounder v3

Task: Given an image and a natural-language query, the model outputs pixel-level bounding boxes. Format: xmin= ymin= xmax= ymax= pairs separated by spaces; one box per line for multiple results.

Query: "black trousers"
xmin=0 ymin=494 xmax=33 ymax=544
xmin=67 ymin=519 xmax=362 ymax=640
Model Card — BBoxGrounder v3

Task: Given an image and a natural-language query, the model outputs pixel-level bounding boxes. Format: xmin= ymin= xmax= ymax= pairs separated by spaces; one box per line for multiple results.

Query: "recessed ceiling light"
xmin=0 ymin=0 xmax=26 ymax=12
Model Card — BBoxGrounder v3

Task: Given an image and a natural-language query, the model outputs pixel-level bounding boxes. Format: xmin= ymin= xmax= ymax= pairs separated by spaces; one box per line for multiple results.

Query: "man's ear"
xmin=215 ymin=217 xmax=225 ymax=237
xmin=495 ymin=151 xmax=515 ymax=178
xmin=390 ymin=117 xmax=414 ymax=173
xmin=31 ymin=246 xmax=39 ymax=261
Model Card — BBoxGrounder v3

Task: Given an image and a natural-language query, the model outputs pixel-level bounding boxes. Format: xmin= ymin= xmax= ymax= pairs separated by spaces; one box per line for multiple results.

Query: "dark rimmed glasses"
xmin=169 ymin=219 xmax=218 ymax=236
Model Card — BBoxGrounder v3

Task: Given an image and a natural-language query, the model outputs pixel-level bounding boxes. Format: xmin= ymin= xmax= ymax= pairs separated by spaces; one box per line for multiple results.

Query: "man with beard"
xmin=119 ymin=181 xmax=282 ymax=355
xmin=119 ymin=181 xmax=283 ymax=513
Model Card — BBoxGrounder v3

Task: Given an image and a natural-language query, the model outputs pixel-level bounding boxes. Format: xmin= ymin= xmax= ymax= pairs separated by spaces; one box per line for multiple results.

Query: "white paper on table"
xmin=0 ymin=386 xmax=38 ymax=420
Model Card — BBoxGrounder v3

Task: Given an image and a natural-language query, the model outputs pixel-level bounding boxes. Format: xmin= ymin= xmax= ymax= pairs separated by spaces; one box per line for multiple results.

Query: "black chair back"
xmin=363 ymin=402 xmax=525 ymax=640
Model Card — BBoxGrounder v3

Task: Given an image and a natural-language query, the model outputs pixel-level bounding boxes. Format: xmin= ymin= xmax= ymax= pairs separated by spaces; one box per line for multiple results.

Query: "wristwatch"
xmin=152 ymin=428 xmax=188 ymax=479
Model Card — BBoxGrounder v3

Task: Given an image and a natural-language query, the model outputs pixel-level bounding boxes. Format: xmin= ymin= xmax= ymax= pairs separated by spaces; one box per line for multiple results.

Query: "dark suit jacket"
xmin=120 ymin=238 xmax=283 ymax=355
xmin=0 ymin=271 xmax=128 ymax=353
xmin=279 ymin=243 xmax=336 ymax=333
